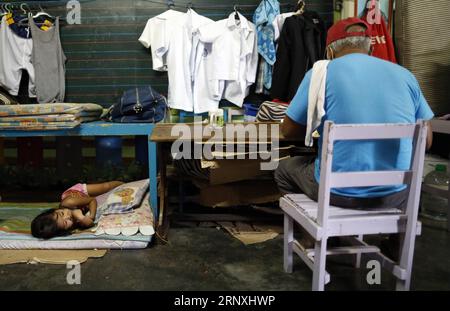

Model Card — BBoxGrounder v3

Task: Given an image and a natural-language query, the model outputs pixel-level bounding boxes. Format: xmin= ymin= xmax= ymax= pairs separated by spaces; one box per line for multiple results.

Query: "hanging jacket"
xmin=270 ymin=11 xmax=327 ymax=102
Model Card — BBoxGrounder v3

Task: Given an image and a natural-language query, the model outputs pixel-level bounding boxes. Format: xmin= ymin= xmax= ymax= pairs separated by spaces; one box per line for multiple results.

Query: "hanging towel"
xmin=305 ymin=60 xmax=330 ymax=147
xmin=253 ymin=0 xmax=280 ymax=90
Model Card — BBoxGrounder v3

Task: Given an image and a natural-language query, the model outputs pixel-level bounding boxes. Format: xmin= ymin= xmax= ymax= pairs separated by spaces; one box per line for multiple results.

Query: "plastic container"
xmin=423 ymin=154 xmax=449 ymax=181
xmin=421 ymin=164 xmax=449 ymax=223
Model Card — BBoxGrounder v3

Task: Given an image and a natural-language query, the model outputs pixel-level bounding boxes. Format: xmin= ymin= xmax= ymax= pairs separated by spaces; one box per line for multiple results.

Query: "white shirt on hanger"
xmin=140 ymin=9 xmax=217 ymax=112
xmin=139 ymin=9 xmax=185 ymax=72
xmin=186 ymin=10 xmax=218 ymax=113
xmin=198 ymin=12 xmax=258 ymax=107
xmin=140 ymin=9 xmax=191 ymax=111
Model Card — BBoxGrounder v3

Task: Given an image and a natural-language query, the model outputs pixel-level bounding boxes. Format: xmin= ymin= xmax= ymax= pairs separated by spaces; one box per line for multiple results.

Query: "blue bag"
xmin=110 ymin=86 xmax=168 ymax=123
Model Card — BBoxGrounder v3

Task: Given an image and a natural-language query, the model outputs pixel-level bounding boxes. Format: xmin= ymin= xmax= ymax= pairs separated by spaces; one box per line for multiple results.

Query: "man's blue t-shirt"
xmin=287 ymin=53 xmax=434 ymax=198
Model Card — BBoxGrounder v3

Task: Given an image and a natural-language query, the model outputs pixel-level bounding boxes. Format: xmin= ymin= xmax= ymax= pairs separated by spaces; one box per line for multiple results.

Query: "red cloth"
xmin=362 ymin=15 xmax=397 ymax=63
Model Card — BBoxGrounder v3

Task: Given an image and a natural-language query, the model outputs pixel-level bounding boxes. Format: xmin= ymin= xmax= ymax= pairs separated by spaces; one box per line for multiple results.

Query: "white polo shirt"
xmin=140 ymin=9 xmax=217 ymax=113
xmin=198 ymin=12 xmax=258 ymax=107
xmin=139 ymin=9 xmax=186 ymax=72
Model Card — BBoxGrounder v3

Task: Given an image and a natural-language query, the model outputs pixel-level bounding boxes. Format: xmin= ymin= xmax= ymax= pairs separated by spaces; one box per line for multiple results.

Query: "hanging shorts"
xmin=0 ymin=15 xmax=36 ymax=97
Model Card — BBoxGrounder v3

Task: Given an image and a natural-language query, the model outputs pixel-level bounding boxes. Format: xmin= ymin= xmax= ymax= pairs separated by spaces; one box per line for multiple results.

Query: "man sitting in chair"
xmin=275 ymin=17 xmax=434 ymax=210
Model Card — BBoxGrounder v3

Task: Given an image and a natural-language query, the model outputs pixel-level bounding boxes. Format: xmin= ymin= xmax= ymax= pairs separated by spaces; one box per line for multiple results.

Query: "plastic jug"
xmin=421 ymin=164 xmax=449 ymax=222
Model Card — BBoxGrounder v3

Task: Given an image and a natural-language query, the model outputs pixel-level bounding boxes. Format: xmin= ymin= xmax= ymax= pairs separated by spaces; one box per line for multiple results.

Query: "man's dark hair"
xmin=31 ymin=209 xmax=69 ymax=239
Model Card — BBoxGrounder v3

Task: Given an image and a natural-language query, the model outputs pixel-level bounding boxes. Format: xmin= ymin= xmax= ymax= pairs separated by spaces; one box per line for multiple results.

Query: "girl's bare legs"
xmin=86 ymin=181 xmax=124 ymax=197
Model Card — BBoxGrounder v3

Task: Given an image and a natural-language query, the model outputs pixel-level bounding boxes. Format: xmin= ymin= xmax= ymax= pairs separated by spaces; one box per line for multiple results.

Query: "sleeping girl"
xmin=31 ymin=181 xmax=124 ymax=239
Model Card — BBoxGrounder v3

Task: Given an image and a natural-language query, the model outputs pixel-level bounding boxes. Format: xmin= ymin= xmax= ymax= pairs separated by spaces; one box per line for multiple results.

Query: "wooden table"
xmin=150 ymin=122 xmax=292 ymax=143
xmin=150 ymin=122 xmax=304 ymax=239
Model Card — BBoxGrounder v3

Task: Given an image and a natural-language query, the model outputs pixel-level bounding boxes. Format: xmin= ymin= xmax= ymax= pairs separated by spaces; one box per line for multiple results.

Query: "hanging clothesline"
xmin=0 ymin=3 xmax=67 ymax=23
xmin=140 ymin=0 xmax=309 ymax=11
xmin=2 ymin=1 xmax=320 ymax=13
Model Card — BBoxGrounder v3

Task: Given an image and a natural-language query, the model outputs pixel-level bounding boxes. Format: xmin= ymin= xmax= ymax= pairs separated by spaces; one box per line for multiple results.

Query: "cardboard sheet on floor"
xmin=219 ymin=222 xmax=279 ymax=245
xmin=0 ymin=249 xmax=107 ymax=265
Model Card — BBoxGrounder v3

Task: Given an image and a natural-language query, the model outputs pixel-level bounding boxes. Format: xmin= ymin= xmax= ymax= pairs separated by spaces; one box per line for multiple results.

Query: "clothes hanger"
xmin=18 ymin=4 xmax=56 ymax=27
xmin=20 ymin=3 xmax=31 ymax=15
xmin=0 ymin=4 xmax=6 ymax=17
xmin=33 ymin=5 xmax=55 ymax=19
xmin=0 ymin=4 xmax=12 ymax=18
xmin=167 ymin=0 xmax=175 ymax=10
xmin=294 ymin=0 xmax=306 ymax=15
xmin=4 ymin=3 xmax=12 ymax=15
xmin=234 ymin=5 xmax=240 ymax=21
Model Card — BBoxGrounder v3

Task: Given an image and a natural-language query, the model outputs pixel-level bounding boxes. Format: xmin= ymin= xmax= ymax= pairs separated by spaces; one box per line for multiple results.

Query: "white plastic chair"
xmin=281 ymin=120 xmax=428 ymax=291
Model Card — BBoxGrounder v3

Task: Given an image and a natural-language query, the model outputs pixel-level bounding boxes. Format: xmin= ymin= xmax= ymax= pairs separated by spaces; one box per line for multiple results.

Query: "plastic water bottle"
xmin=421 ymin=164 xmax=449 ymax=222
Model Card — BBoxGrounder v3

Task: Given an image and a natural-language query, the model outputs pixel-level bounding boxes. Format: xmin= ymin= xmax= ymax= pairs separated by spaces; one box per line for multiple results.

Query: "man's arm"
xmin=281 ymin=116 xmax=307 ymax=141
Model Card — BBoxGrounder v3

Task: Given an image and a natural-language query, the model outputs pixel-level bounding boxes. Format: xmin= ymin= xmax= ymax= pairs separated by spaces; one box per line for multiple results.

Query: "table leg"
xmin=158 ymin=144 xmax=167 ymax=226
xmin=148 ymin=139 xmax=158 ymax=226
xmin=156 ymin=143 xmax=170 ymax=241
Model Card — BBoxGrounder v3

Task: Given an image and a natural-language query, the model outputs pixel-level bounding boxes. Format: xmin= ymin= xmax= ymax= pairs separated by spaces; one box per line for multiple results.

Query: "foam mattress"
xmin=0 ymin=197 xmax=154 ymax=250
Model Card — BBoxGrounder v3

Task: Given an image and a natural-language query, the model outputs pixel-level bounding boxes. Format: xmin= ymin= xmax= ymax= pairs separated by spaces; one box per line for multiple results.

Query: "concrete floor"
xmin=0 ymin=222 xmax=449 ymax=291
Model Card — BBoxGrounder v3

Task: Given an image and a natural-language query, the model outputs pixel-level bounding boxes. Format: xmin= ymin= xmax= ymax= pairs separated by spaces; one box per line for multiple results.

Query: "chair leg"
xmin=395 ymin=231 xmax=416 ymax=291
xmin=284 ymin=214 xmax=294 ymax=273
xmin=355 ymin=235 xmax=364 ymax=268
xmin=312 ymin=237 xmax=328 ymax=291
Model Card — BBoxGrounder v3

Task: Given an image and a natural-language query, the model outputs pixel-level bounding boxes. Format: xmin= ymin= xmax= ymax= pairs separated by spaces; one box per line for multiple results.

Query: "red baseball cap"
xmin=326 ymin=17 xmax=372 ymax=47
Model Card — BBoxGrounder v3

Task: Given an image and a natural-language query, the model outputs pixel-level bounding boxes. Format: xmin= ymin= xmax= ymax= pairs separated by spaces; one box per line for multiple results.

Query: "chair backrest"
xmin=316 ymin=120 xmax=429 ymax=227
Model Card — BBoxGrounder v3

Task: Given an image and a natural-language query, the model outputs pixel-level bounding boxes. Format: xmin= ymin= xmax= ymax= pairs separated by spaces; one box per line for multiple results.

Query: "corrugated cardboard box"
xmin=193 ymin=179 xmax=281 ymax=208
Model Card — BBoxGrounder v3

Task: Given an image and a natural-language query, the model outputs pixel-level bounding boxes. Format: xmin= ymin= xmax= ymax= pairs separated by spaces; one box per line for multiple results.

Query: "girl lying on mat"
xmin=31 ymin=181 xmax=124 ymax=239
